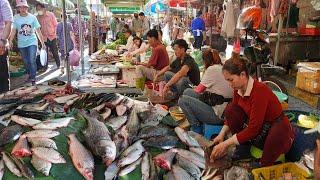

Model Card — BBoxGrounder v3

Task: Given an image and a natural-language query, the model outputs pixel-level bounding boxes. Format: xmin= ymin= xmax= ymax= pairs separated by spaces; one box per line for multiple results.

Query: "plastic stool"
xmin=203 ymin=124 xmax=223 ymax=140
xmin=250 ymin=146 xmax=285 ymax=163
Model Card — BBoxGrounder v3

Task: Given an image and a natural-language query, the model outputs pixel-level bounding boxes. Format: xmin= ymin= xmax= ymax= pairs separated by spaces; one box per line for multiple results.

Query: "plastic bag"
xmin=69 ymin=49 xmax=80 ymax=66
xmin=40 ymin=49 xmax=47 ymax=66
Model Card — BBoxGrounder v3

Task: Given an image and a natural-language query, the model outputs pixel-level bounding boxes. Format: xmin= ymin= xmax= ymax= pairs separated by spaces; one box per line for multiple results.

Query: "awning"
xmin=145 ymin=0 xmax=167 ymax=13
xmin=109 ymin=6 xmax=141 ymax=14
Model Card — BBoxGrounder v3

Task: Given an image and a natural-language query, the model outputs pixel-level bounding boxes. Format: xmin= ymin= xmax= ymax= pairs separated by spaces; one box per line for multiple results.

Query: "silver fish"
xmin=163 ymin=171 xmax=175 ymax=180
xmin=25 ymin=130 xmax=60 ymax=138
xmin=118 ymin=142 xmax=145 ymax=167
xmin=10 ymin=115 xmax=41 ymax=126
xmin=31 ymin=154 xmax=52 ymax=176
xmin=176 ymin=155 xmax=201 ymax=179
xmin=104 ymin=161 xmax=119 ymax=180
xmin=116 ymin=104 xmax=127 ymax=116
xmin=93 ymin=103 xmax=105 ymax=112
xmin=0 ymin=158 xmax=4 ymax=180
xmin=102 ymin=108 xmax=112 ymax=120
xmin=175 ymin=127 xmax=200 ymax=147
xmin=32 ymin=117 xmax=74 ymax=130
xmin=0 ymin=124 xmax=23 ymax=146
xmin=187 ymin=131 xmax=215 ymax=148
xmin=113 ymin=126 xmax=129 ymax=158
xmin=54 ymin=94 xmax=78 ymax=104
xmin=106 ymin=116 xmax=127 ymax=131
xmin=0 ymin=110 xmax=14 ymax=126
xmin=19 ymin=101 xmax=49 ymax=111
xmin=120 ymin=140 xmax=144 ymax=158
xmin=141 ymin=152 xmax=150 ymax=180
xmin=118 ymin=157 xmax=142 ymax=176
xmin=28 ymin=137 xmax=58 ymax=149
xmin=149 ymin=153 xmax=158 ymax=180
xmin=126 ymin=107 xmax=140 ymax=143
xmin=189 ymin=147 xmax=205 ymax=158
xmin=153 ymin=149 xmax=176 ymax=170
xmin=11 ymin=155 xmax=34 ymax=179
xmin=172 ymin=165 xmax=195 ymax=180
xmin=11 ymin=135 xmax=32 ymax=158
xmin=2 ymin=152 xmax=22 ymax=177
xmin=32 ymin=147 xmax=66 ymax=164
xmin=173 ymin=149 xmax=205 ymax=169
xmin=224 ymin=166 xmax=249 ymax=180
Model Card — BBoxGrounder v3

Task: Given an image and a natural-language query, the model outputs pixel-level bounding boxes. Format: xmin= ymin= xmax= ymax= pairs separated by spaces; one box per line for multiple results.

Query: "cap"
xmin=16 ymin=0 xmax=29 ymax=7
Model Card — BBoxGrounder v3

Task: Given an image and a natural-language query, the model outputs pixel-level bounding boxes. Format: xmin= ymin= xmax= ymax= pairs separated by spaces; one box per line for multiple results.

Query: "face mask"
xmin=38 ymin=11 xmax=43 ymax=15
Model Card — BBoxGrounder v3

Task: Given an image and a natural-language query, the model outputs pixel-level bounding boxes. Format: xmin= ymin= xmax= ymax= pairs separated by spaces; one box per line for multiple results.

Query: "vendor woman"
xmin=126 ymin=36 xmax=148 ymax=60
xmin=210 ymin=56 xmax=294 ymax=166
xmin=178 ymin=48 xmax=233 ymax=133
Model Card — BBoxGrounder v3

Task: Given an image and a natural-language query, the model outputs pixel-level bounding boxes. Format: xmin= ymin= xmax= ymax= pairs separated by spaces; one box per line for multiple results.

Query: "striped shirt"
xmin=0 ymin=0 xmax=13 ymax=39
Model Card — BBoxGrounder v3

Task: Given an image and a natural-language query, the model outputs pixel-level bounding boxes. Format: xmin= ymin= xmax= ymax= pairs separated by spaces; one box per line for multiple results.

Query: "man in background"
xmin=131 ymin=13 xmax=142 ymax=37
xmin=191 ymin=11 xmax=205 ymax=49
xmin=139 ymin=12 xmax=150 ymax=39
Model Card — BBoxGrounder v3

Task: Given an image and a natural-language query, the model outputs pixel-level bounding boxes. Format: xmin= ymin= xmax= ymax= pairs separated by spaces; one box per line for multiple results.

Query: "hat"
xmin=16 ymin=0 xmax=29 ymax=7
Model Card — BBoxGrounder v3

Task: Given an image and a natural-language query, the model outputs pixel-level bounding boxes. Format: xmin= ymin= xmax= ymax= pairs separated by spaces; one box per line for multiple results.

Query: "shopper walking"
xmin=36 ymin=3 xmax=60 ymax=69
xmin=191 ymin=11 xmax=205 ymax=49
xmin=139 ymin=12 xmax=150 ymax=39
xmin=10 ymin=0 xmax=46 ymax=85
xmin=0 ymin=0 xmax=13 ymax=93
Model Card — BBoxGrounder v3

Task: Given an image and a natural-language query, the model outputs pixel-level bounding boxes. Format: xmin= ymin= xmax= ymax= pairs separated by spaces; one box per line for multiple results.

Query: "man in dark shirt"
xmin=155 ymin=39 xmax=200 ymax=98
xmin=134 ymin=29 xmax=169 ymax=90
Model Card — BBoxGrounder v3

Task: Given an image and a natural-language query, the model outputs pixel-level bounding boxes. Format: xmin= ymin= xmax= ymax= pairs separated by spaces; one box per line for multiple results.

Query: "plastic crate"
xmin=252 ymin=163 xmax=309 ymax=180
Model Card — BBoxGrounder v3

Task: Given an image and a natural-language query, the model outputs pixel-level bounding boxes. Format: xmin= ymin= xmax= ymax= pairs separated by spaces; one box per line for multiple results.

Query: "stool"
xmin=250 ymin=146 xmax=285 ymax=163
xmin=203 ymin=124 xmax=223 ymax=140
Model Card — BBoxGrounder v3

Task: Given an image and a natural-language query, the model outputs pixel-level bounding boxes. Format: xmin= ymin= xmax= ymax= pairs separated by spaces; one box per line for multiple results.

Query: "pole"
xmin=274 ymin=14 xmax=284 ymax=65
xmin=62 ymin=0 xmax=71 ymax=85
xmin=90 ymin=3 xmax=93 ymax=55
xmin=77 ymin=0 xmax=84 ymax=75
xmin=285 ymin=0 xmax=291 ymax=35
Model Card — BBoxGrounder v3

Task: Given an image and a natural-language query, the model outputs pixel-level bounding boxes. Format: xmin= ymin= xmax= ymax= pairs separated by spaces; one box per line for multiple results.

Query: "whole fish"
xmin=143 ymin=135 xmax=180 ymax=150
xmin=32 ymin=147 xmax=66 ymax=163
xmin=93 ymin=103 xmax=105 ymax=112
xmin=0 ymin=158 xmax=4 ymax=180
xmin=2 ymin=152 xmax=22 ymax=177
xmin=68 ymin=134 xmax=94 ymax=180
xmin=187 ymin=131 xmax=215 ymax=148
xmin=224 ymin=166 xmax=249 ymax=180
xmin=118 ymin=157 xmax=142 ymax=176
xmin=149 ymin=153 xmax=158 ymax=180
xmin=11 ymin=135 xmax=31 ymax=157
xmin=173 ymin=149 xmax=205 ymax=169
xmin=32 ymin=117 xmax=74 ymax=130
xmin=11 ymin=155 xmax=34 ymax=179
xmin=116 ymin=104 xmax=127 ymax=116
xmin=25 ymin=130 xmax=60 ymax=138
xmin=54 ymin=94 xmax=78 ymax=104
xmin=120 ymin=140 xmax=144 ymax=158
xmin=13 ymin=109 xmax=49 ymax=120
xmin=176 ymin=155 xmax=201 ymax=179
xmin=28 ymin=137 xmax=58 ymax=149
xmin=108 ymin=95 xmax=124 ymax=107
xmin=137 ymin=124 xmax=174 ymax=140
xmin=172 ymin=165 xmax=195 ymax=180
xmin=31 ymin=154 xmax=52 ymax=176
xmin=141 ymin=152 xmax=150 ymax=180
xmin=189 ymin=147 xmax=205 ymax=158
xmin=0 ymin=110 xmax=14 ymax=126
xmin=126 ymin=107 xmax=140 ymax=143
xmin=113 ymin=126 xmax=129 ymax=158
xmin=102 ymin=108 xmax=112 ymax=121
xmin=19 ymin=102 xmax=49 ymax=111
xmin=106 ymin=116 xmax=127 ymax=131
xmin=118 ymin=141 xmax=145 ymax=167
xmin=104 ymin=161 xmax=119 ymax=180
xmin=153 ymin=149 xmax=176 ymax=170
xmin=79 ymin=110 xmax=116 ymax=166
xmin=0 ymin=124 xmax=23 ymax=146
xmin=175 ymin=127 xmax=200 ymax=147
xmin=163 ymin=171 xmax=175 ymax=180
xmin=10 ymin=115 xmax=42 ymax=126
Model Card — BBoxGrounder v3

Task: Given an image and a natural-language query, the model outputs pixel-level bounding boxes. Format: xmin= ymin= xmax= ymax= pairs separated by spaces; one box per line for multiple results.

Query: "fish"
xmin=68 ymin=134 xmax=94 ymax=180
xmin=172 ymin=165 xmax=195 ymax=180
xmin=118 ymin=141 xmax=145 ymax=167
xmin=19 ymin=101 xmax=49 ymax=111
xmin=0 ymin=124 xmax=23 ymax=146
xmin=93 ymin=103 xmax=105 ymax=112
xmin=32 ymin=117 xmax=74 ymax=130
xmin=153 ymin=149 xmax=176 ymax=170
xmin=176 ymin=155 xmax=201 ymax=179
xmin=65 ymin=96 xmax=80 ymax=106
xmin=187 ymin=131 xmax=215 ymax=148
xmin=54 ymin=94 xmax=78 ymax=104
xmin=175 ymin=127 xmax=200 ymax=147
xmin=28 ymin=137 xmax=58 ymax=149
xmin=106 ymin=116 xmax=128 ymax=131
xmin=10 ymin=115 xmax=42 ymax=126
xmin=120 ymin=140 xmax=144 ymax=158
xmin=118 ymin=157 xmax=142 ymax=176
xmin=143 ymin=135 xmax=180 ymax=150
xmin=126 ymin=107 xmax=140 ymax=143
xmin=32 ymin=147 xmax=66 ymax=163
xmin=79 ymin=110 xmax=116 ymax=166
xmin=163 ymin=171 xmax=175 ymax=180
xmin=11 ymin=135 xmax=31 ymax=157
xmin=0 ymin=158 xmax=4 ymax=180
xmin=116 ymin=104 xmax=127 ymax=116
xmin=13 ymin=109 xmax=49 ymax=120
xmin=108 ymin=95 xmax=124 ymax=107
xmin=31 ymin=154 xmax=52 ymax=176
xmin=11 ymin=155 xmax=34 ymax=179
xmin=149 ymin=153 xmax=158 ymax=180
xmin=0 ymin=110 xmax=14 ymax=126
xmin=189 ymin=147 xmax=205 ymax=158
xmin=224 ymin=166 xmax=249 ymax=180
xmin=141 ymin=152 xmax=150 ymax=180
xmin=104 ymin=161 xmax=119 ymax=180
xmin=137 ymin=124 xmax=174 ymax=140
xmin=113 ymin=126 xmax=129 ymax=158
xmin=102 ymin=107 xmax=112 ymax=120
xmin=25 ymin=130 xmax=60 ymax=138
xmin=173 ymin=149 xmax=206 ymax=169
xmin=2 ymin=152 xmax=22 ymax=177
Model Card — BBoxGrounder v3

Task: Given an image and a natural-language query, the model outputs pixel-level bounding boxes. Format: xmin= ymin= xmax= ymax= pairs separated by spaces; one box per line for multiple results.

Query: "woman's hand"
xmin=41 ymin=43 xmax=46 ymax=50
xmin=210 ymin=141 xmax=228 ymax=161
xmin=153 ymin=74 xmax=158 ymax=83
xmin=212 ymin=133 xmax=225 ymax=145
xmin=162 ymin=84 xmax=170 ymax=97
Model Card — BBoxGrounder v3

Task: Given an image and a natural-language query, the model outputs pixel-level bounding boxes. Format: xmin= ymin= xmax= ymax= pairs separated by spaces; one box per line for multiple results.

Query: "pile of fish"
xmin=0 ymin=84 xmax=214 ymax=179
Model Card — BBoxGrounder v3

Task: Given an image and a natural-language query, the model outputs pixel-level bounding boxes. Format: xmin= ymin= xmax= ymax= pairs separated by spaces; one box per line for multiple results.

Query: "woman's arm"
xmin=194 ymin=84 xmax=207 ymax=93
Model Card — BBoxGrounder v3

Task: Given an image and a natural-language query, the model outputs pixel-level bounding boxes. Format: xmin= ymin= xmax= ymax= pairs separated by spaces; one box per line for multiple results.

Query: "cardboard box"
xmin=296 ymin=62 xmax=320 ymax=94
xmin=121 ymin=66 xmax=136 ymax=87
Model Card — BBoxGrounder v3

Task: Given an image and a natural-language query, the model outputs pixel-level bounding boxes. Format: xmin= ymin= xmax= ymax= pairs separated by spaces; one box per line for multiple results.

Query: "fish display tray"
xmin=252 ymin=163 xmax=310 ymax=180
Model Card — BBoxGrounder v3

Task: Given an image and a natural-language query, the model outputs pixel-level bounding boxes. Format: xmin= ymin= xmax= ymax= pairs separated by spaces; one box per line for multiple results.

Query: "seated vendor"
xmin=178 ymin=48 xmax=233 ymax=133
xmin=133 ymin=29 xmax=169 ymax=90
xmin=123 ymin=29 xmax=133 ymax=50
xmin=155 ymin=39 xmax=200 ymax=98
xmin=126 ymin=36 xmax=149 ymax=60
xmin=210 ymin=56 xmax=294 ymax=167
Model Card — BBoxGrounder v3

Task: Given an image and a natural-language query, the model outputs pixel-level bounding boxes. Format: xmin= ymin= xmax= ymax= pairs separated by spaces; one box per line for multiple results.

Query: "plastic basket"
xmin=252 ymin=163 xmax=309 ymax=180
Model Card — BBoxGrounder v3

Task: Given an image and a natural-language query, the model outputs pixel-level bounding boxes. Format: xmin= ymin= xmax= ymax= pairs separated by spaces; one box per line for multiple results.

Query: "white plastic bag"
xmin=69 ymin=49 xmax=80 ymax=66
xmin=40 ymin=49 xmax=47 ymax=66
